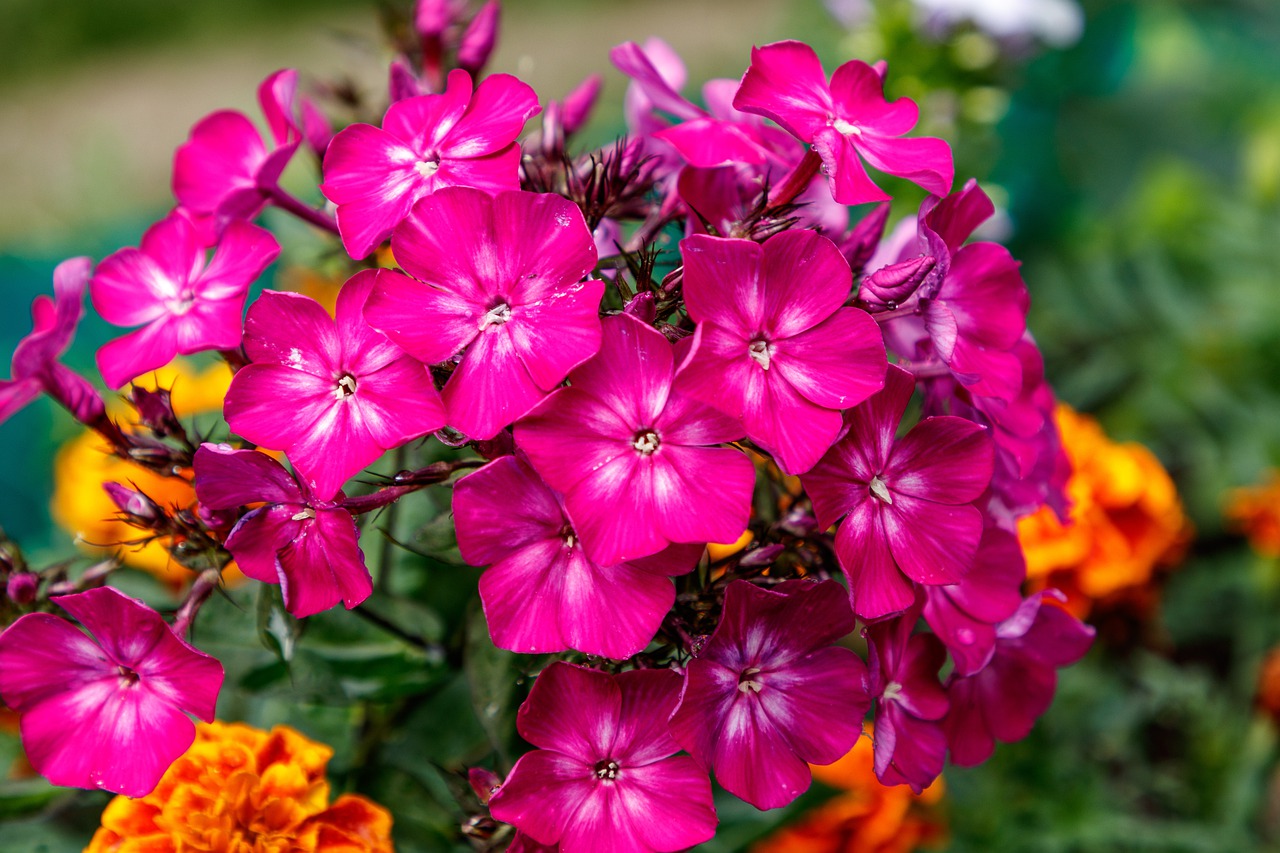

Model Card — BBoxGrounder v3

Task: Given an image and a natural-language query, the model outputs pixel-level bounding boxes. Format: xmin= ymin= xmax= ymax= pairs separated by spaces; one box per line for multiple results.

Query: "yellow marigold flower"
xmin=85 ymin=721 xmax=394 ymax=853
xmin=1017 ymin=405 xmax=1191 ymax=616
xmin=1225 ymin=470 xmax=1280 ymax=558
xmin=51 ymin=360 xmax=235 ymax=587
xmin=753 ymin=729 xmax=946 ymax=853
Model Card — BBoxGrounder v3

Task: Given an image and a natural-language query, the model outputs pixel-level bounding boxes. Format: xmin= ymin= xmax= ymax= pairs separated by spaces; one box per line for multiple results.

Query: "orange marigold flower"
xmin=1017 ymin=405 xmax=1191 ymax=617
xmin=84 ymin=721 xmax=394 ymax=853
xmin=753 ymin=730 xmax=946 ymax=853
xmin=51 ymin=360 xmax=236 ymax=587
xmin=1225 ymin=470 xmax=1280 ymax=558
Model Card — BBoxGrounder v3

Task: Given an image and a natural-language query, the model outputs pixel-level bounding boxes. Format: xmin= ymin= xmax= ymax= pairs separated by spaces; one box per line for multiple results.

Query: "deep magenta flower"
xmin=669 ymin=579 xmax=869 ymax=809
xmin=489 ymin=663 xmax=717 ymax=852
xmin=945 ymin=591 xmax=1094 ymax=766
xmin=224 ymin=270 xmax=447 ymax=501
xmin=0 ymin=257 xmax=103 ymax=426
xmin=866 ymin=604 xmax=949 ymax=792
xmin=0 ymin=586 xmax=223 ymax=797
xmin=192 ymin=443 xmax=372 ymax=618
xmin=453 ymin=455 xmax=702 ymax=658
xmin=802 ymin=364 xmax=994 ymax=619
xmin=365 ymin=187 xmax=602 ymax=441
xmin=515 ymin=313 xmax=754 ymax=567
xmin=733 ymin=40 xmax=953 ymax=205
xmin=677 ymin=231 xmax=886 ymax=475
xmin=91 ymin=212 xmax=280 ymax=389
xmin=320 ymin=68 xmax=540 ymax=259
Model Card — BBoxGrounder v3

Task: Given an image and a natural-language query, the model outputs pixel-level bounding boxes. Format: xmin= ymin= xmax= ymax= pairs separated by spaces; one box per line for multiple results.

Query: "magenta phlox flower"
xmin=866 ymin=603 xmax=948 ymax=792
xmin=802 ymin=364 xmax=994 ymax=620
xmin=224 ymin=269 xmax=447 ymax=501
xmin=364 ymin=187 xmax=602 ymax=441
xmin=944 ymin=590 xmax=1094 ymax=766
xmin=91 ymin=212 xmax=280 ymax=389
xmin=677 ymin=160 xmax=849 ymax=240
xmin=320 ymin=68 xmax=540 ymax=259
xmin=0 ymin=257 xmax=104 ymax=425
xmin=668 ymin=579 xmax=869 ymax=810
xmin=515 ymin=313 xmax=754 ymax=567
xmin=192 ymin=443 xmax=372 ymax=618
xmin=922 ymin=523 xmax=1026 ymax=676
xmin=0 ymin=586 xmax=223 ymax=797
xmin=733 ymin=40 xmax=953 ymax=205
xmin=489 ymin=663 xmax=717 ymax=852
xmin=453 ymin=455 xmax=702 ymax=658
xmin=677 ymin=231 xmax=886 ymax=475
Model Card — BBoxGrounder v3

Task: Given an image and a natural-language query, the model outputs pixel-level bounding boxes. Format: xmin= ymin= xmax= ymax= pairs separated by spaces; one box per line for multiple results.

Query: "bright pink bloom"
xmin=677 ymin=231 xmax=886 ymax=475
xmin=453 ymin=455 xmax=702 ymax=658
xmin=91 ymin=212 xmax=279 ymax=389
xmin=669 ymin=579 xmax=869 ymax=809
xmin=365 ymin=187 xmax=602 ymax=441
xmin=866 ymin=604 xmax=948 ymax=792
xmin=733 ymin=40 xmax=953 ymax=205
xmin=224 ymin=270 xmax=447 ymax=501
xmin=192 ymin=444 xmax=372 ymax=618
xmin=945 ymin=591 xmax=1094 ymax=766
xmin=320 ymin=68 xmax=540 ymax=259
xmin=515 ymin=313 xmax=754 ymax=567
xmin=802 ymin=364 xmax=995 ymax=620
xmin=0 ymin=257 xmax=103 ymax=425
xmin=0 ymin=587 xmax=223 ymax=797
xmin=489 ymin=663 xmax=717 ymax=852
xmin=922 ymin=523 xmax=1026 ymax=676
xmin=173 ymin=69 xmax=315 ymax=222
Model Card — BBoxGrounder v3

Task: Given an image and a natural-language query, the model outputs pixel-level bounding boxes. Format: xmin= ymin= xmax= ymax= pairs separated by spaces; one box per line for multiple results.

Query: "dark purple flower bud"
xmin=622 ymin=291 xmax=657 ymax=323
xmin=6 ymin=572 xmax=38 ymax=605
xmin=457 ymin=1 xmax=500 ymax=75
xmin=862 ymin=254 xmax=936 ymax=307
xmin=468 ymin=766 xmax=502 ymax=805
xmin=560 ymin=74 xmax=603 ymax=136
xmin=389 ymin=58 xmax=426 ymax=103
xmin=103 ymin=482 xmax=162 ymax=523
xmin=130 ymin=386 xmax=183 ymax=438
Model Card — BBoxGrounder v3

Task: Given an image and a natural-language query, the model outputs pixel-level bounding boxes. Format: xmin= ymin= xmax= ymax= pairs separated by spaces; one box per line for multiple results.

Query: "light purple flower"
xmin=453 ymin=455 xmax=702 ymax=658
xmin=489 ymin=663 xmax=717 ymax=852
xmin=0 ymin=587 xmax=223 ymax=797
xmin=802 ymin=364 xmax=994 ymax=619
xmin=677 ymin=231 xmax=886 ymax=475
xmin=669 ymin=579 xmax=869 ymax=809
xmin=365 ymin=187 xmax=603 ymax=441
xmin=320 ymin=68 xmax=540 ymax=259
xmin=91 ymin=212 xmax=280 ymax=389
xmin=192 ymin=443 xmax=372 ymax=618
xmin=224 ymin=269 xmax=447 ymax=502
xmin=733 ymin=40 xmax=953 ymax=205
xmin=945 ymin=590 xmax=1094 ymax=767
xmin=515 ymin=313 xmax=754 ymax=567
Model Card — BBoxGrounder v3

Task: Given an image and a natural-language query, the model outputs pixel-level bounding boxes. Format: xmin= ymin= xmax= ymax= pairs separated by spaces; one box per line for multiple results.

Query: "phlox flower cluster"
xmin=0 ymin=1 xmax=1095 ymax=848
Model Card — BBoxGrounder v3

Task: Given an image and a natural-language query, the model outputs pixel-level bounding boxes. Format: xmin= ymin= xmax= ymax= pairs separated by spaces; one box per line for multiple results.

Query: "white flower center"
xmin=632 ymin=429 xmax=661 ymax=456
xmin=737 ymin=667 xmax=764 ymax=694
xmin=748 ymin=339 xmax=773 ymax=371
xmin=415 ymin=159 xmax=441 ymax=178
xmin=594 ymin=759 xmax=620 ymax=782
xmin=166 ymin=288 xmax=197 ymax=316
xmin=882 ymin=680 xmax=904 ymax=702
xmin=291 ymin=508 xmax=317 ymax=521
xmin=831 ymin=117 xmax=862 ymax=137
xmin=479 ymin=302 xmax=512 ymax=331
xmin=334 ymin=374 xmax=358 ymax=401
xmin=869 ymin=474 xmax=893 ymax=505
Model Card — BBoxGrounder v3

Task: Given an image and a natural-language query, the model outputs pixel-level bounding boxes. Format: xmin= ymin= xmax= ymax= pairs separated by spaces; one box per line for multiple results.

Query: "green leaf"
xmin=256 ymin=583 xmax=300 ymax=664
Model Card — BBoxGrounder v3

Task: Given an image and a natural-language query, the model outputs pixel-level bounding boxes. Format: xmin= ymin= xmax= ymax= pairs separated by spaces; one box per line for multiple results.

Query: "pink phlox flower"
xmin=0 ymin=257 xmax=103 ymax=425
xmin=733 ymin=40 xmax=953 ymax=205
xmin=224 ymin=269 xmax=447 ymax=502
xmin=365 ymin=187 xmax=602 ymax=441
xmin=866 ymin=602 xmax=949 ymax=792
xmin=669 ymin=579 xmax=869 ymax=810
xmin=92 ymin=211 xmax=280 ymax=389
xmin=320 ymin=68 xmax=540 ymax=259
xmin=173 ymin=69 xmax=325 ymax=224
xmin=677 ymin=231 xmax=886 ymax=475
xmin=453 ymin=454 xmax=702 ymax=658
xmin=922 ymin=522 xmax=1026 ymax=676
xmin=192 ymin=443 xmax=373 ymax=618
xmin=515 ymin=313 xmax=754 ymax=567
xmin=488 ymin=663 xmax=717 ymax=852
xmin=0 ymin=586 xmax=223 ymax=797
xmin=801 ymin=364 xmax=995 ymax=620
xmin=944 ymin=590 xmax=1094 ymax=767
xmin=676 ymin=159 xmax=849 ymax=240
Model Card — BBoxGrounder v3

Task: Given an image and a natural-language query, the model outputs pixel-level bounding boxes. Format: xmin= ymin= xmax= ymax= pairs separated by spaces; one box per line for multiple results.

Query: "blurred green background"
xmin=4 ymin=0 xmax=1280 ymax=851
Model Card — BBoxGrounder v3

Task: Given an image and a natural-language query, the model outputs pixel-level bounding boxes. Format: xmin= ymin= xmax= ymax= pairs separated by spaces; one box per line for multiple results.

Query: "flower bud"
xmin=5 ymin=572 xmax=38 ymax=605
xmin=103 ymin=482 xmax=161 ymax=523
xmin=561 ymin=74 xmax=603 ymax=136
xmin=839 ymin=202 xmax=890 ymax=275
xmin=457 ymin=1 xmax=500 ymax=75
xmin=862 ymin=254 xmax=936 ymax=307
xmin=468 ymin=766 xmax=502 ymax=805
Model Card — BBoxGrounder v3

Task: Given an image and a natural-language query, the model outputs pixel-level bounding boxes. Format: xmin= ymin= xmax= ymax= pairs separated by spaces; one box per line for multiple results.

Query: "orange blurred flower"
xmin=1225 ymin=470 xmax=1280 ymax=558
xmin=1017 ymin=405 xmax=1191 ymax=617
xmin=753 ymin=729 xmax=946 ymax=853
xmin=85 ymin=721 xmax=394 ymax=853
xmin=1257 ymin=646 xmax=1280 ymax=723
xmin=51 ymin=360 xmax=235 ymax=587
